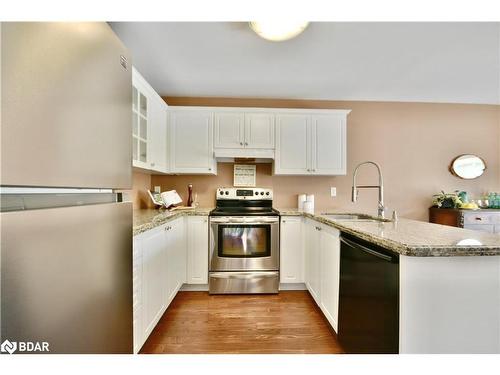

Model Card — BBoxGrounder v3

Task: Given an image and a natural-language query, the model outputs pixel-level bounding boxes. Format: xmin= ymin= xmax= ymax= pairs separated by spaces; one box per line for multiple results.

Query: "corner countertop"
xmin=277 ymin=208 xmax=500 ymax=257
xmin=133 ymin=207 xmax=212 ymax=236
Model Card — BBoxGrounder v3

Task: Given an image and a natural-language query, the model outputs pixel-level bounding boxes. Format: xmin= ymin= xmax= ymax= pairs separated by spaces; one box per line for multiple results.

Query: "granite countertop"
xmin=133 ymin=207 xmax=212 ymax=236
xmin=277 ymin=208 xmax=500 ymax=257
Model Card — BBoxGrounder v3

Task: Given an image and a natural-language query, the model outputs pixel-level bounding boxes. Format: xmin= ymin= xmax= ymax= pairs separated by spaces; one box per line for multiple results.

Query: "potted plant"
xmin=432 ymin=191 xmax=463 ymax=209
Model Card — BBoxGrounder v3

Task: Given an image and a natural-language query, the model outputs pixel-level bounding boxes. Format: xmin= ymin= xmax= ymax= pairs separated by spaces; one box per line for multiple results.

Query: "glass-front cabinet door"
xmin=132 ymin=83 xmax=149 ymax=168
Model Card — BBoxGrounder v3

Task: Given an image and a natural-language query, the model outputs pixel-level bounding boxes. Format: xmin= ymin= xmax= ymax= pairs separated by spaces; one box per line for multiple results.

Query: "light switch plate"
xmin=330 ymin=187 xmax=337 ymax=197
xmin=154 ymin=186 xmax=161 ymax=193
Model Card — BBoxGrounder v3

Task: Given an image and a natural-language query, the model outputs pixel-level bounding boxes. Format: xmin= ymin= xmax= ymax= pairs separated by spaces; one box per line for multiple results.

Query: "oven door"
xmin=209 ymin=216 xmax=279 ymax=272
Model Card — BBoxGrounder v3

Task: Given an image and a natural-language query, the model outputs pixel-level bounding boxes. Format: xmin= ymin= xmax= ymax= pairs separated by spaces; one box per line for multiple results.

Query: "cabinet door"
xmin=187 ymin=216 xmax=209 ymax=284
xmin=141 ymin=226 xmax=167 ymax=337
xmin=169 ymin=111 xmax=216 ymax=174
xmin=148 ymin=96 xmax=168 ymax=173
xmin=131 ymin=81 xmax=150 ymax=169
xmin=305 ymin=220 xmax=321 ymax=303
xmin=133 ymin=236 xmax=143 ymax=353
xmin=275 ymin=114 xmax=311 ymax=175
xmin=244 ymin=113 xmax=275 ymax=149
xmin=171 ymin=217 xmax=186 ymax=291
xmin=311 ymin=114 xmax=346 ymax=175
xmin=214 ymin=112 xmax=245 ymax=149
xmin=280 ymin=217 xmax=304 ymax=283
xmin=319 ymin=225 xmax=340 ymax=332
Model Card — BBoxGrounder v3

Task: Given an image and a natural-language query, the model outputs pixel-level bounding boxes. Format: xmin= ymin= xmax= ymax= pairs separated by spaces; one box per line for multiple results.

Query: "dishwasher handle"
xmin=340 ymin=236 xmax=395 ymax=262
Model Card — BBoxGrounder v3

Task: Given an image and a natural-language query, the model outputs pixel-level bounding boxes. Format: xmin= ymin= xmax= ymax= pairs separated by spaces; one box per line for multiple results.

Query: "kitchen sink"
xmin=319 ymin=213 xmax=388 ymax=222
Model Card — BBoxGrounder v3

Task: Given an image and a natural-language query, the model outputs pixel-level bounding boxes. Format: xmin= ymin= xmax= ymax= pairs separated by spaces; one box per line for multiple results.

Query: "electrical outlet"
xmin=154 ymin=186 xmax=161 ymax=193
xmin=330 ymin=187 xmax=337 ymax=197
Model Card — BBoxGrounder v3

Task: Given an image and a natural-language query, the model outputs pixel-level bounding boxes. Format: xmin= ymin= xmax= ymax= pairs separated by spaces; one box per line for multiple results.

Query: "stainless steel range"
xmin=209 ymin=187 xmax=280 ymax=294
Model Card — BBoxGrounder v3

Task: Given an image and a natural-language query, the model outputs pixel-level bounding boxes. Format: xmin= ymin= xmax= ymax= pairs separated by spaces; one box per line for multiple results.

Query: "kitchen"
xmin=1 ymin=13 xmax=500 ymax=369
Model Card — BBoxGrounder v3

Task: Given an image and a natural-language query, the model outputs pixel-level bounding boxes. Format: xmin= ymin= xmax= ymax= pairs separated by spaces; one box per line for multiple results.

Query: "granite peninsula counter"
xmin=277 ymin=208 xmax=500 ymax=257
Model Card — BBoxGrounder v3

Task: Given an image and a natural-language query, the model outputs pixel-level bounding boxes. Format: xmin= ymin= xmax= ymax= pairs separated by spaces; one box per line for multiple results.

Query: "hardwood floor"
xmin=140 ymin=290 xmax=344 ymax=354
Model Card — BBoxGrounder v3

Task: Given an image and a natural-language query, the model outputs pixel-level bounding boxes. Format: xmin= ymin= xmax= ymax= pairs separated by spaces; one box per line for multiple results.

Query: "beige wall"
xmin=135 ymin=98 xmax=499 ymax=221
xmin=131 ymin=171 xmax=153 ymax=209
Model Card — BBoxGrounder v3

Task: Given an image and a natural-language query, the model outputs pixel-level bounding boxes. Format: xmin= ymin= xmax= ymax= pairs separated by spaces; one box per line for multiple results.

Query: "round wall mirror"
xmin=450 ymin=154 xmax=486 ymax=179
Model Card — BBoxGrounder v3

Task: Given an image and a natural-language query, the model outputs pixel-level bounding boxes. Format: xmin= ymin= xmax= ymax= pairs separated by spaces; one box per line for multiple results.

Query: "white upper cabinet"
xmin=275 ymin=114 xmax=310 ymax=174
xmin=214 ymin=111 xmax=275 ymax=150
xmin=132 ymin=67 xmax=169 ymax=174
xmin=148 ymin=95 xmax=168 ymax=173
xmin=214 ymin=112 xmax=245 ymax=148
xmin=274 ymin=110 xmax=349 ymax=176
xmin=132 ymin=71 xmax=150 ymax=170
xmin=244 ymin=113 xmax=275 ymax=149
xmin=312 ymin=114 xmax=346 ymax=175
xmin=169 ymin=110 xmax=216 ymax=174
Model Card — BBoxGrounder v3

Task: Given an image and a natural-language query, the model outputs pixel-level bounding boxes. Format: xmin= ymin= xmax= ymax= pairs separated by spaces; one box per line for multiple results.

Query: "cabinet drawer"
xmin=463 ymin=213 xmax=495 ymax=224
xmin=463 ymin=224 xmax=495 ymax=233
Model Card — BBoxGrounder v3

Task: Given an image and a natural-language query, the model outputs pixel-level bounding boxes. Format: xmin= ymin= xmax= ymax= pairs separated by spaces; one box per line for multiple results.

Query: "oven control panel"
xmin=216 ymin=187 xmax=273 ymax=200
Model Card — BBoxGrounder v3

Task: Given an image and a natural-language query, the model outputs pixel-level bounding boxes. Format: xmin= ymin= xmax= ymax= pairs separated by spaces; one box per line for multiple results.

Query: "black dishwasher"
xmin=338 ymin=233 xmax=399 ymax=354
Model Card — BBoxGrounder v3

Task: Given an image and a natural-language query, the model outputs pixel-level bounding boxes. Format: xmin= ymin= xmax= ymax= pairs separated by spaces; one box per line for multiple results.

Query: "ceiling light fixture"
xmin=249 ymin=21 xmax=309 ymax=42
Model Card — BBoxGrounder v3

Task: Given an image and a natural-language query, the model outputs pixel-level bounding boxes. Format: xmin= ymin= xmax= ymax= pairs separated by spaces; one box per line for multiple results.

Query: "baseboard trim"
xmin=180 ymin=283 xmax=307 ymax=292
xmin=279 ymin=283 xmax=307 ymax=290
xmin=180 ymin=283 xmax=209 ymax=291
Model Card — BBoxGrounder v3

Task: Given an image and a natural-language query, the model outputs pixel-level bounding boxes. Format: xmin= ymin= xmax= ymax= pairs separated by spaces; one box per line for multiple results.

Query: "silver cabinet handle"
xmin=282 ymin=220 xmax=286 ymax=223
xmin=240 ymin=142 xmax=243 ymax=146
xmin=244 ymin=142 xmax=248 ymax=146
xmin=208 ymin=167 xmax=212 ymax=171
xmin=307 ymin=169 xmax=310 ymax=172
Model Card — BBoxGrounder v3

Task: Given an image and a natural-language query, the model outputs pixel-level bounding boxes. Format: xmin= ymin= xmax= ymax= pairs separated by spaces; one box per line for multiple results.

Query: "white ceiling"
xmin=110 ymin=22 xmax=500 ymax=105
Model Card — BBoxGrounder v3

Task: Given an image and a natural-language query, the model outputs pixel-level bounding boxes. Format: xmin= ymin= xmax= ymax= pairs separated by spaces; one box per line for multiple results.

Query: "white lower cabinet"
xmin=141 ymin=225 xmax=168 ymax=343
xmin=133 ymin=215 xmax=209 ymax=353
xmin=319 ymin=225 xmax=340 ymax=332
xmin=132 ymin=236 xmax=143 ymax=354
xmin=187 ymin=216 xmax=209 ymax=284
xmin=134 ymin=218 xmax=186 ymax=353
xmin=305 ymin=219 xmax=321 ymax=303
xmin=302 ymin=218 xmax=340 ymax=332
xmin=280 ymin=216 xmax=304 ymax=283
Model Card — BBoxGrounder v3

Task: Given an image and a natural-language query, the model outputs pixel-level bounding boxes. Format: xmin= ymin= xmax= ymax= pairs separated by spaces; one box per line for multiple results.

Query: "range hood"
xmin=213 ymin=148 xmax=275 ymax=163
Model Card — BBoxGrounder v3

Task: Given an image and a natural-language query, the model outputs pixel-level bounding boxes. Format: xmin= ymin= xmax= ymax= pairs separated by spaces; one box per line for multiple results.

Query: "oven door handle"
xmin=210 ymin=217 xmax=279 ymax=224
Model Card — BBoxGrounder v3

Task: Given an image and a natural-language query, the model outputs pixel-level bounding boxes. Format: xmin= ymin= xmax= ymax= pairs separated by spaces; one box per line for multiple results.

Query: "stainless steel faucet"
xmin=351 ymin=161 xmax=386 ymax=219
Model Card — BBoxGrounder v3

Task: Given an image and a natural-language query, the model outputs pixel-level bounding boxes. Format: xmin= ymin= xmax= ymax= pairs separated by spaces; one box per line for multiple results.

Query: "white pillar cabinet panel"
xmin=244 ymin=113 xmax=275 ymax=149
xmin=148 ymin=96 xmax=168 ymax=173
xmin=319 ymin=225 xmax=340 ymax=332
xmin=311 ymin=114 xmax=346 ymax=175
xmin=275 ymin=114 xmax=310 ymax=175
xmin=187 ymin=216 xmax=209 ymax=284
xmin=280 ymin=216 xmax=304 ymax=283
xmin=169 ymin=111 xmax=216 ymax=174
xmin=214 ymin=112 xmax=245 ymax=149
xmin=141 ymin=225 xmax=168 ymax=338
xmin=400 ymin=255 xmax=500 ymax=354
xmin=305 ymin=219 xmax=321 ymax=304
